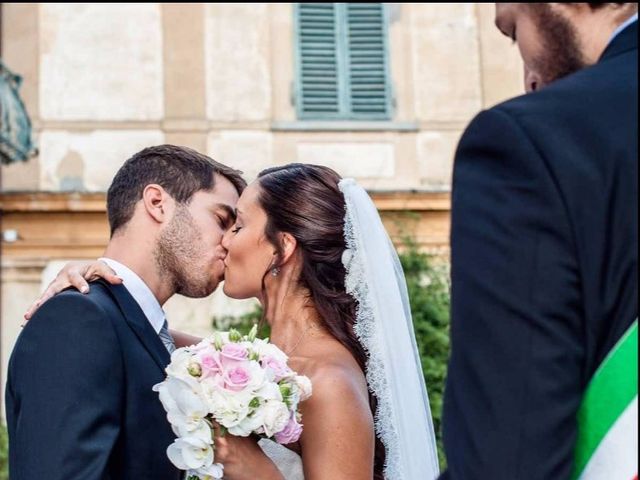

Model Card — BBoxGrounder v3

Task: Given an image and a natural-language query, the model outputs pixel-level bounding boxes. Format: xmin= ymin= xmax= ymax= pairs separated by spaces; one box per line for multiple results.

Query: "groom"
xmin=442 ymin=3 xmax=637 ymax=479
xmin=5 ymin=145 xmax=246 ymax=479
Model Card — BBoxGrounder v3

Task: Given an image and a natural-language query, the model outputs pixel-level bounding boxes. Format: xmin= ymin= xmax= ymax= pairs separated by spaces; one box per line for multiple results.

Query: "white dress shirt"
xmin=99 ymin=257 xmax=165 ymax=334
xmin=607 ymin=12 xmax=637 ymax=47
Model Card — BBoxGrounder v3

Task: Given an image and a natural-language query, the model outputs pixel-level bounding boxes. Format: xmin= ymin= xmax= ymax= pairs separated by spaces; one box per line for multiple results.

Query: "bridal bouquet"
xmin=153 ymin=325 xmax=312 ymax=480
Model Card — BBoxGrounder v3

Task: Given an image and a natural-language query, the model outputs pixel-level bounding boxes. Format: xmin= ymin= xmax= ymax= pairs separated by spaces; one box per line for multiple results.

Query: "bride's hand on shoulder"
xmin=23 ymin=260 xmax=122 ymax=321
xmin=213 ymin=428 xmax=284 ymax=480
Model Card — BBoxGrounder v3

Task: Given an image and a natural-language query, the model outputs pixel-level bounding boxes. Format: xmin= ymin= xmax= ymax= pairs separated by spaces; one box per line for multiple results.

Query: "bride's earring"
xmin=271 ymin=266 xmax=281 ymax=277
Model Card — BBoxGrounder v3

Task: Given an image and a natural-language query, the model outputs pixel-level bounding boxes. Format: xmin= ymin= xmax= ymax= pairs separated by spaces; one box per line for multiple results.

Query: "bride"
xmin=28 ymin=164 xmax=439 ymax=480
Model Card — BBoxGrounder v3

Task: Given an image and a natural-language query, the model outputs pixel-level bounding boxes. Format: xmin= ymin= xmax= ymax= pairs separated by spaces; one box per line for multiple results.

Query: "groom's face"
xmin=155 ymin=173 xmax=239 ymax=298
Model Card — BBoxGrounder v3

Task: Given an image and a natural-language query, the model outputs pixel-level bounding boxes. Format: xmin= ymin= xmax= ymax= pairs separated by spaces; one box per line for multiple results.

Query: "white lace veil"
xmin=339 ymin=178 xmax=440 ymax=480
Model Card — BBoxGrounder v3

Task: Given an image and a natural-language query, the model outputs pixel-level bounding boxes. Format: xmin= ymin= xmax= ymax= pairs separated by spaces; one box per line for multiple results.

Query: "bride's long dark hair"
xmin=257 ymin=163 xmax=385 ymax=480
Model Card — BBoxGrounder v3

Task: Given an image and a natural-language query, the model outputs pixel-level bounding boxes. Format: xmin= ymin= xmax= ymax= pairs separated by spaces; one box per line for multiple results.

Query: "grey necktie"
xmin=159 ymin=319 xmax=176 ymax=354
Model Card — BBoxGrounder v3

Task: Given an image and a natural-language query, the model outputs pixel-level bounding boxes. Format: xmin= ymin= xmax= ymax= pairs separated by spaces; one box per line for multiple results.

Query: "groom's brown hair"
xmin=107 ymin=144 xmax=246 ymax=237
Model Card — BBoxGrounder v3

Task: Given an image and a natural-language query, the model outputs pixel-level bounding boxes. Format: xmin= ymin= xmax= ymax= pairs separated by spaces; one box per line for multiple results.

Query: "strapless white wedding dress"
xmin=259 ymin=439 xmax=304 ymax=480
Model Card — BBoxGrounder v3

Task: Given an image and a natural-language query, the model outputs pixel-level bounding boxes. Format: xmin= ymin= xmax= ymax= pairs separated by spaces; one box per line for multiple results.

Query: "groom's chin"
xmin=176 ymin=277 xmax=221 ymax=299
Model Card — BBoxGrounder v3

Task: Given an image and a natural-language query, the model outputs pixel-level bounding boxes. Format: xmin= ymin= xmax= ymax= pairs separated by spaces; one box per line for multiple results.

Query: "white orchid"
xmin=166 ymin=437 xmax=214 ymax=471
xmin=156 ymin=377 xmax=210 ymax=443
xmin=188 ymin=462 xmax=224 ymax=480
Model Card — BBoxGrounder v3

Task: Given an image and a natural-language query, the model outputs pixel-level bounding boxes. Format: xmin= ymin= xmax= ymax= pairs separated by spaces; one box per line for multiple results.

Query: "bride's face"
xmin=221 ymin=181 xmax=277 ymax=299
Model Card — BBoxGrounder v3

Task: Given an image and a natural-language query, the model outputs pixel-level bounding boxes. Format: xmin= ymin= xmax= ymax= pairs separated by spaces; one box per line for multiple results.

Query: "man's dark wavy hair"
xmin=107 ymin=144 xmax=246 ymax=237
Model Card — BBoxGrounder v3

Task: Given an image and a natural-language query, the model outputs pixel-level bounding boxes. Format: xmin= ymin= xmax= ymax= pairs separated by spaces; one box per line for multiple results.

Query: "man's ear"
xmin=142 ymin=184 xmax=172 ymax=224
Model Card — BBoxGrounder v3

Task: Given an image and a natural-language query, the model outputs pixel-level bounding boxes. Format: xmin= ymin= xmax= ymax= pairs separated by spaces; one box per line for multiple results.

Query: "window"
xmin=294 ymin=3 xmax=392 ymax=120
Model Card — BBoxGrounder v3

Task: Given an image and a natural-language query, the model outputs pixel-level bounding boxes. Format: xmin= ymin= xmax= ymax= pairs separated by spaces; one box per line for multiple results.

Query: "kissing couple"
xmin=6 ymin=144 xmax=440 ymax=480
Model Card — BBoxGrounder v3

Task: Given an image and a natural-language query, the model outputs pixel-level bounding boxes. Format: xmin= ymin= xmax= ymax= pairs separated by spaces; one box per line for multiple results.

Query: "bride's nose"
xmin=221 ymin=228 xmax=232 ymax=250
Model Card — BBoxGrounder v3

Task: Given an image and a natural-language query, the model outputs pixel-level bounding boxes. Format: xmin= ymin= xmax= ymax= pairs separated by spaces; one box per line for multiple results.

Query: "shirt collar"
xmin=99 ymin=257 xmax=165 ymax=334
xmin=607 ymin=13 xmax=638 ymax=47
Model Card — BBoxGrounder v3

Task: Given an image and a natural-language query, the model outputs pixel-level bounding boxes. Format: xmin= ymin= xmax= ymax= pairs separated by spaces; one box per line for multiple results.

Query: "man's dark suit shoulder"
xmin=30 ymin=280 xmax=119 ymax=323
xmin=484 ymin=27 xmax=637 ymax=148
xmin=14 ymin=280 xmax=125 ymax=362
xmin=459 ymin=32 xmax=637 ymax=216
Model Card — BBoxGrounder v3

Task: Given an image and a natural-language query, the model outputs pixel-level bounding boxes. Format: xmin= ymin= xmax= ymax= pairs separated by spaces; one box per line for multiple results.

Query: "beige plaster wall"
xmin=1 ymin=4 xmax=524 ymax=410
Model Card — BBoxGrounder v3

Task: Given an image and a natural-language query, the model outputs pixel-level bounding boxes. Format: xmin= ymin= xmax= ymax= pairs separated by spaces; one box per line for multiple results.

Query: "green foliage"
xmin=212 ymin=304 xmax=269 ymax=339
xmin=398 ymin=239 xmax=450 ymax=468
xmin=212 ymin=239 xmax=451 ymax=468
xmin=1 ymin=424 xmax=8 ymax=480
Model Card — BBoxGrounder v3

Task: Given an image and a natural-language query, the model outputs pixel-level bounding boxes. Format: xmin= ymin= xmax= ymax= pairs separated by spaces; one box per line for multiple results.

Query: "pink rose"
xmin=224 ymin=366 xmax=251 ymax=391
xmin=220 ymin=343 xmax=249 ymax=367
xmin=274 ymin=414 xmax=303 ymax=444
xmin=261 ymin=355 xmax=292 ymax=382
xmin=199 ymin=352 xmax=222 ymax=378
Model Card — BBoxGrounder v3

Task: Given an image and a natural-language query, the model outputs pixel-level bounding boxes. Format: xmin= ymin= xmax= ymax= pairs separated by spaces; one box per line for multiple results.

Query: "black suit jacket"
xmin=441 ymin=23 xmax=638 ymax=479
xmin=6 ymin=280 xmax=182 ymax=480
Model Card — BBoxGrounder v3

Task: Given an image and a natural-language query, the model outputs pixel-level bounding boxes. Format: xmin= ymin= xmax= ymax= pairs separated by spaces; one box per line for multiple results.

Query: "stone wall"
xmin=2 ymin=3 xmax=523 ymax=191
xmin=0 ymin=3 xmax=524 ymax=412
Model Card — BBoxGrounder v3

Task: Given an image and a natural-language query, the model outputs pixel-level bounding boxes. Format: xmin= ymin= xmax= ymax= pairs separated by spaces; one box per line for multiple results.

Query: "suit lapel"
xmin=96 ymin=280 xmax=171 ymax=373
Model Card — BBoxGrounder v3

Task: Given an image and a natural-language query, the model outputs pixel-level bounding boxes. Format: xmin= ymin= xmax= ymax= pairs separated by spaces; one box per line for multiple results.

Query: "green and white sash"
xmin=572 ymin=320 xmax=638 ymax=480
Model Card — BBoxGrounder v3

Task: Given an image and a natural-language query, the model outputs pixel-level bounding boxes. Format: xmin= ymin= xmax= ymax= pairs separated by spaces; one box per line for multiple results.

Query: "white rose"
xmin=213 ymin=390 xmax=251 ymax=429
xmin=199 ymin=377 xmax=227 ymax=413
xmin=167 ymin=437 xmax=214 ymax=470
xmin=294 ymin=375 xmax=313 ymax=402
xmin=254 ymin=382 xmax=283 ymax=403
xmin=165 ymin=347 xmax=196 ymax=380
xmin=254 ymin=339 xmax=289 ymax=364
xmin=228 ymin=409 xmax=264 ymax=437
xmin=261 ymin=400 xmax=290 ymax=437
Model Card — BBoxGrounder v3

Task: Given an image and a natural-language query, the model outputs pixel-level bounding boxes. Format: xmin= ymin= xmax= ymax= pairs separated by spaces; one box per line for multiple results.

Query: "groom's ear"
xmin=141 ymin=184 xmax=172 ymax=224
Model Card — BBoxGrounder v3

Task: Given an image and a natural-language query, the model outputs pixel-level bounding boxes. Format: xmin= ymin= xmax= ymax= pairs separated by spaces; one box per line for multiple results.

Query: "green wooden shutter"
xmin=295 ymin=3 xmax=342 ymax=118
xmin=295 ymin=3 xmax=391 ymax=120
xmin=345 ymin=3 xmax=391 ymax=119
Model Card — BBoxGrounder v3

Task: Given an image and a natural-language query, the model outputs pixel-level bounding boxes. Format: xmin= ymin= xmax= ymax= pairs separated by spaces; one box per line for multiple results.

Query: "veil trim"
xmin=340 ymin=178 xmax=402 ymax=478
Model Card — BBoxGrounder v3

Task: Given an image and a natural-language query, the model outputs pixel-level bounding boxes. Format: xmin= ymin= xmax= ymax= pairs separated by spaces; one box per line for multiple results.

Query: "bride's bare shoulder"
xmin=310 ymin=362 xmax=367 ymax=402
xmin=292 ymin=346 xmax=369 ymax=406
xmin=298 ymin=352 xmax=372 ymax=428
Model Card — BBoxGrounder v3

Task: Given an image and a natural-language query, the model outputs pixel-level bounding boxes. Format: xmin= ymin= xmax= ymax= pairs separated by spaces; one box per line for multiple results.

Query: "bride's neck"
xmin=264 ymin=281 xmax=323 ymax=355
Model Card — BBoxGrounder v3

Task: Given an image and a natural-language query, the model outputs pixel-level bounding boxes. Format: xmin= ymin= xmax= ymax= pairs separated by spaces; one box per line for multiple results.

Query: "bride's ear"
xmin=278 ymin=232 xmax=298 ymax=266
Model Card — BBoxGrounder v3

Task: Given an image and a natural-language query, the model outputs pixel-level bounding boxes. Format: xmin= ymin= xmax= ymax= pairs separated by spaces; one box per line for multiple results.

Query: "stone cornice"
xmin=0 ymin=190 xmax=451 ymax=212
xmin=0 ymin=192 xmax=107 ymax=212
